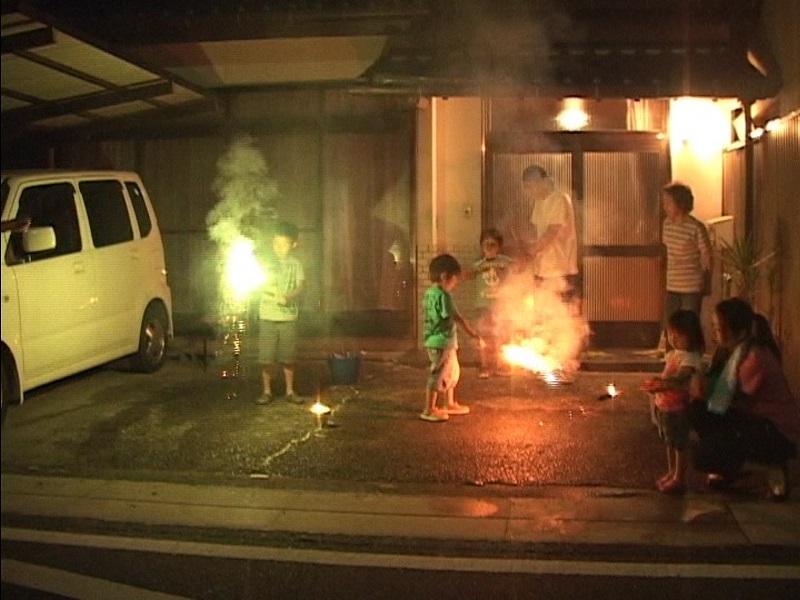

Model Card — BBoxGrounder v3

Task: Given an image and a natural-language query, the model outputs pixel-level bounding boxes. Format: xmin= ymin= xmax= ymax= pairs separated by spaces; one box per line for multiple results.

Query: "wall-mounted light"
xmin=669 ymin=97 xmax=730 ymax=158
xmin=556 ymin=98 xmax=589 ymax=131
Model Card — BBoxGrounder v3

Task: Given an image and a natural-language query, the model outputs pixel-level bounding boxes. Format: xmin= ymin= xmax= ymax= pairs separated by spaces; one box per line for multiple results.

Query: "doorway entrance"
xmin=485 ymin=131 xmax=670 ymax=348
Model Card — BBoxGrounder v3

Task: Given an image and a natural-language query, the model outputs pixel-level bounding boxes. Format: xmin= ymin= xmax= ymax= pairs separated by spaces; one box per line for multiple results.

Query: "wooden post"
xmin=743 ymin=99 xmax=755 ymax=238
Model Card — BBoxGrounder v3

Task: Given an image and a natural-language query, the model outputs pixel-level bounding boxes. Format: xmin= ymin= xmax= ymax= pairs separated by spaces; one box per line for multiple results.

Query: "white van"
xmin=1 ymin=170 xmax=173 ymax=425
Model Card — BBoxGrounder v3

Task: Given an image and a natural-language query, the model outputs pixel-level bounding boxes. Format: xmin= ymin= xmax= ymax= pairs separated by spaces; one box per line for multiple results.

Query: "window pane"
xmin=80 ymin=180 xmax=133 ymax=248
xmin=125 ymin=181 xmax=152 ymax=238
xmin=13 ymin=182 xmax=81 ymax=261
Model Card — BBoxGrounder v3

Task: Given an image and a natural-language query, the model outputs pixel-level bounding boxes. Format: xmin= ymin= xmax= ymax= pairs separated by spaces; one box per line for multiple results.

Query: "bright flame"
xmin=225 ymin=237 xmax=266 ymax=302
xmin=310 ymin=400 xmax=331 ymax=415
xmin=606 ymin=382 xmax=619 ymax=397
xmin=503 ymin=342 xmax=559 ymax=376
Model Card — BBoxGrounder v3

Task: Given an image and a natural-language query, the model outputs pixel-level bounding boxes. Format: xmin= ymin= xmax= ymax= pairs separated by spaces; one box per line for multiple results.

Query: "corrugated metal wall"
xmin=583 ymin=151 xmax=663 ymax=322
xmin=489 ymin=152 xmax=572 ymax=255
xmin=583 ymin=152 xmax=661 ymax=246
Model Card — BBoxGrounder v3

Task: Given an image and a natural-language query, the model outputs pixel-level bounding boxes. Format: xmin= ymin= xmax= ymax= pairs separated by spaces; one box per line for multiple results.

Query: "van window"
xmin=125 ymin=181 xmax=152 ymax=237
xmin=80 ymin=180 xmax=133 ymax=248
xmin=8 ymin=182 xmax=82 ymax=262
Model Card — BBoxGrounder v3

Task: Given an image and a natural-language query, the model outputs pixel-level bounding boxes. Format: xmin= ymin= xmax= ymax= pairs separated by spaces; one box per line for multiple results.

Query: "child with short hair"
xmin=255 ymin=221 xmax=305 ymax=406
xmin=422 ymin=253 xmax=484 ymax=422
xmin=472 ymin=227 xmax=513 ymax=378
xmin=641 ymin=309 xmax=706 ymax=494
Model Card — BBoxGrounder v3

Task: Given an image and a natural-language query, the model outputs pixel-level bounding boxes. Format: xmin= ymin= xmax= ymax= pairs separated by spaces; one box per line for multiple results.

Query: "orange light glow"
xmin=524 ymin=295 xmax=535 ymax=311
xmin=502 ymin=342 xmax=559 ymax=378
xmin=606 ymin=382 xmax=619 ymax=397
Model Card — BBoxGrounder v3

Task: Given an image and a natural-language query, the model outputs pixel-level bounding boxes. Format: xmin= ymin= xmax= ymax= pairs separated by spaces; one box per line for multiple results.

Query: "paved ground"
xmin=2 ymin=335 xmax=799 ymax=599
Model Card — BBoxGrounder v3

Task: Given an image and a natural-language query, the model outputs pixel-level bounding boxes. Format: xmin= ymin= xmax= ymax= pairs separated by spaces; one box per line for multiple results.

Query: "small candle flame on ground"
xmin=598 ymin=382 xmax=620 ymax=401
xmin=310 ymin=400 xmax=331 ymax=416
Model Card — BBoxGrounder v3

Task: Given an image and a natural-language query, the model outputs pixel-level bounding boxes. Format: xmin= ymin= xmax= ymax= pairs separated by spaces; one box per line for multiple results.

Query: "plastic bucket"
xmin=328 ymin=353 xmax=361 ymax=384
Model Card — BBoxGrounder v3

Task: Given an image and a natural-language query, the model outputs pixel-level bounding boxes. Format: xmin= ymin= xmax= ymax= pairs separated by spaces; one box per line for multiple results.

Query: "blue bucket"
xmin=328 ymin=352 xmax=361 ymax=384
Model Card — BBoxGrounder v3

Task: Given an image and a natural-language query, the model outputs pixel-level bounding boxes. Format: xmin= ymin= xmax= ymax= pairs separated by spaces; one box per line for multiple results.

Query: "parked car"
xmin=1 ymin=170 xmax=173 ymax=426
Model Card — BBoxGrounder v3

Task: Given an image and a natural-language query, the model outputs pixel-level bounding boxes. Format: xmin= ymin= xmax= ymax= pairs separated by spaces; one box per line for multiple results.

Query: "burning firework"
xmin=217 ymin=238 xmax=270 ymax=380
xmin=224 ymin=236 xmax=267 ymax=305
xmin=495 ymin=275 xmax=589 ymax=385
xmin=207 ymin=135 xmax=280 ymax=379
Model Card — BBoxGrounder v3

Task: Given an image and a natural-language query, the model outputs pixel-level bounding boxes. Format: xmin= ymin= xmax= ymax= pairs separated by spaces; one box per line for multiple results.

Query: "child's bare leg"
xmin=657 ymin=445 xmax=674 ymax=485
xmin=659 ymin=447 xmax=687 ymax=493
xmin=283 ymin=364 xmax=295 ymax=396
xmin=261 ymin=365 xmax=273 ymax=396
xmin=424 ymin=389 xmax=438 ymax=414
xmin=444 ymin=386 xmax=470 ymax=415
xmin=478 ymin=346 xmax=491 ymax=377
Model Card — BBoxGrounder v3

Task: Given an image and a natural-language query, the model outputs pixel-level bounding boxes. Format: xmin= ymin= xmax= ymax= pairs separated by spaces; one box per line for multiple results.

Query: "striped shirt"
xmin=663 ymin=215 xmax=712 ymax=293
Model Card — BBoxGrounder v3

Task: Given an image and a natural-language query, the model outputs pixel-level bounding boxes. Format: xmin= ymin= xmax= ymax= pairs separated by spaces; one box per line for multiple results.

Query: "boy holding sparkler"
xmin=421 ymin=254 xmax=485 ymax=422
xmin=255 ymin=221 xmax=305 ymax=405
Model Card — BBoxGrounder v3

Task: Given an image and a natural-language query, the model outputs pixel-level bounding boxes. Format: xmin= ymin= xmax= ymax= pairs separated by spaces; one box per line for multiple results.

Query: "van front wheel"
xmin=132 ymin=305 xmax=168 ymax=373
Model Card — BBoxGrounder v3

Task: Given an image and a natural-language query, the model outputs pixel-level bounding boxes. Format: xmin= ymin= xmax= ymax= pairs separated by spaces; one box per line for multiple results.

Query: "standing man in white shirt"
xmin=522 ymin=165 xmax=580 ymax=303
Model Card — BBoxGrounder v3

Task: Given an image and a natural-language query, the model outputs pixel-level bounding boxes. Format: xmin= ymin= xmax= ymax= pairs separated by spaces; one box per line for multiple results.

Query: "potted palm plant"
xmin=717 ymin=233 xmax=775 ymax=303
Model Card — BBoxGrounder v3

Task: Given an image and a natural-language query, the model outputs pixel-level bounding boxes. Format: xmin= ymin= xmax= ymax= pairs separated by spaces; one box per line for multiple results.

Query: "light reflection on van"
xmin=1 ymin=170 xmax=173 ymax=425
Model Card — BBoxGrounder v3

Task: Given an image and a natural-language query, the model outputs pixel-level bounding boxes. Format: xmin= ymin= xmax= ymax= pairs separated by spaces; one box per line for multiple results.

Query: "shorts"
xmin=656 ymin=408 xmax=690 ymax=450
xmin=427 ymin=347 xmax=460 ymax=392
xmin=258 ymin=320 xmax=298 ymax=365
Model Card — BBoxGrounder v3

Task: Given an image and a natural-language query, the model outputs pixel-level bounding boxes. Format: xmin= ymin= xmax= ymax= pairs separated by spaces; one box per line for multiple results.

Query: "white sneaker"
xmin=420 ymin=410 xmax=449 ymax=422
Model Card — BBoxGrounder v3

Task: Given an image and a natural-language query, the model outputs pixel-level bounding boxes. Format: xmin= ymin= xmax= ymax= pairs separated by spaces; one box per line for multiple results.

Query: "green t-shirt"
xmin=423 ymin=284 xmax=458 ymax=349
xmin=258 ymin=254 xmax=304 ymax=322
xmin=473 ymin=254 xmax=513 ymax=309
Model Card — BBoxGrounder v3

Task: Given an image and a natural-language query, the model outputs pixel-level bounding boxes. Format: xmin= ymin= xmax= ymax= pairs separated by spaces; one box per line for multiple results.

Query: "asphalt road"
xmin=3 ymin=536 xmax=797 ymax=600
xmin=3 ymin=357 xmax=797 ymax=599
xmin=0 ymin=357 xmax=671 ymax=492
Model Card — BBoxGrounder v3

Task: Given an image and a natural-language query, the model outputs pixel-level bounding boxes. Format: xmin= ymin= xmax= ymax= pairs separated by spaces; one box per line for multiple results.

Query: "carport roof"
xmin=1 ymin=6 xmax=212 ymax=141
xmin=0 ymin=0 xmax=785 ymax=140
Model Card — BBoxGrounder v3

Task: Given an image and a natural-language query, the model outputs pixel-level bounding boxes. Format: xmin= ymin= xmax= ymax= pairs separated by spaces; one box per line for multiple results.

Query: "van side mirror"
xmin=22 ymin=226 xmax=57 ymax=253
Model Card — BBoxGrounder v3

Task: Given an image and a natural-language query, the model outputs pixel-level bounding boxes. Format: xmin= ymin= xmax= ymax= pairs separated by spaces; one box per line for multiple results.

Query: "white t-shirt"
xmin=530 ymin=189 xmax=578 ymax=277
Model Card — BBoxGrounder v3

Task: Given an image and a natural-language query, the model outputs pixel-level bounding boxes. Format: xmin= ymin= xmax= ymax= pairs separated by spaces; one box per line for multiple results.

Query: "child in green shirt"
xmin=421 ymin=254 xmax=484 ymax=422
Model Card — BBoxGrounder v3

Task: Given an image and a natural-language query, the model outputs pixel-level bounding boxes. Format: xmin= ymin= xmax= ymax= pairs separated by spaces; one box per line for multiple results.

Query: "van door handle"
xmin=74 ymin=261 xmax=86 ymax=274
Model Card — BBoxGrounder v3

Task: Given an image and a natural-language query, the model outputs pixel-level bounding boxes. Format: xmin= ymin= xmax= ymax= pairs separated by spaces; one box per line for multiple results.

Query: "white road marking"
xmin=1 ymin=558 xmax=189 ymax=600
xmin=3 ymin=527 xmax=799 ymax=580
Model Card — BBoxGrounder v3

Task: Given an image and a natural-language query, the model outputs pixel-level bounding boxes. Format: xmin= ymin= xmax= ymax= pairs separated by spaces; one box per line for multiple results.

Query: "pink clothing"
xmin=738 ymin=346 xmax=800 ymax=446
xmin=655 ymin=349 xmax=703 ymax=412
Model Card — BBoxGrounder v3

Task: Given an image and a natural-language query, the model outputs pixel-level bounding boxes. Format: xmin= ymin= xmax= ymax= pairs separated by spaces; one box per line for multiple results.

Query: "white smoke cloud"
xmin=206 ymin=135 xmax=279 ymax=313
xmin=207 ymin=134 xmax=279 ymax=248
